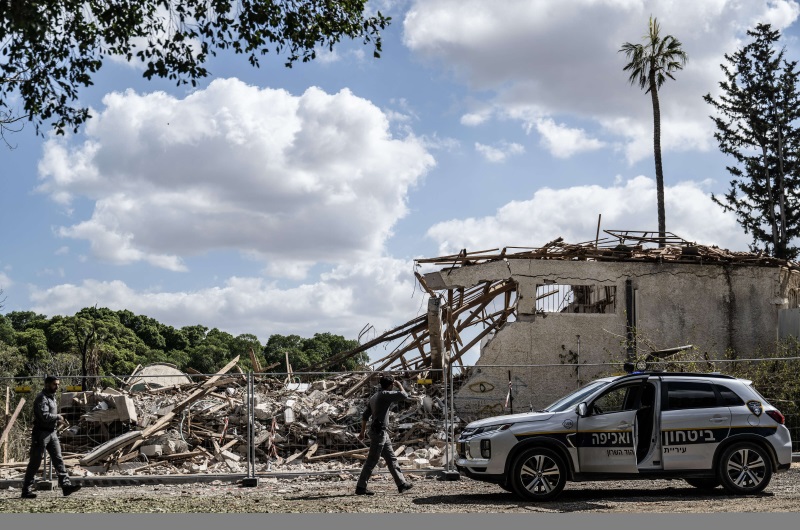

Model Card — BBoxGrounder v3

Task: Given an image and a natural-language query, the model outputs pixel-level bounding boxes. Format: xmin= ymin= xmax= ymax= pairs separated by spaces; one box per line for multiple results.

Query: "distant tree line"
xmin=0 ymin=306 xmax=368 ymax=382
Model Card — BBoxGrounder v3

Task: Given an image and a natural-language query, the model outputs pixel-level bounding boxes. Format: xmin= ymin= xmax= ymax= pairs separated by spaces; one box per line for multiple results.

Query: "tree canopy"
xmin=0 ymin=306 xmax=367 ymax=383
xmin=704 ymin=23 xmax=800 ymax=259
xmin=0 ymin=0 xmax=390 ymax=140
xmin=264 ymin=332 xmax=366 ymax=373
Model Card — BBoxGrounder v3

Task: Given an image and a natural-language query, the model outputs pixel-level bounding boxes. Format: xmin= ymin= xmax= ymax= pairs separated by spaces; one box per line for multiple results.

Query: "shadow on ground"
xmin=412 ymin=486 xmax=773 ymax=513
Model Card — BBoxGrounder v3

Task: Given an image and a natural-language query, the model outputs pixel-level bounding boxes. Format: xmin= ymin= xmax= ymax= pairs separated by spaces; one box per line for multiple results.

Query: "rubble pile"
xmin=9 ymin=358 xmax=457 ymax=479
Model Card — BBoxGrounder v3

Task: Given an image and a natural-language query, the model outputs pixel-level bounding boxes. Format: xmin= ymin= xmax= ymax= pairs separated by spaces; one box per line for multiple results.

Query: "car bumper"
xmin=454 ymin=461 xmax=505 ymax=485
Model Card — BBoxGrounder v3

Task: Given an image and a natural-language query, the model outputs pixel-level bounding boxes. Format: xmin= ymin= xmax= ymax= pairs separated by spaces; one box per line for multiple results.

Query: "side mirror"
xmin=576 ymin=402 xmax=588 ymax=417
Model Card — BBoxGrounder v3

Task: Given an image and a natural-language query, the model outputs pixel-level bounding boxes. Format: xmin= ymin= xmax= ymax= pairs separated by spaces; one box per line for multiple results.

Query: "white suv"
xmin=456 ymin=372 xmax=793 ymax=501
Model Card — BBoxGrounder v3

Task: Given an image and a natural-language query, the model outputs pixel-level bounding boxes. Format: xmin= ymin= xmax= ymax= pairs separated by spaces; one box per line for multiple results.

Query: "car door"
xmin=660 ymin=380 xmax=732 ymax=470
xmin=577 ymin=381 xmax=641 ymax=473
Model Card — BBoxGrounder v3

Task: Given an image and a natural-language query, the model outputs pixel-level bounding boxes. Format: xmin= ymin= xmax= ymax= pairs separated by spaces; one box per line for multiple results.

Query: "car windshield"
xmin=543 ymin=380 xmax=612 ymax=412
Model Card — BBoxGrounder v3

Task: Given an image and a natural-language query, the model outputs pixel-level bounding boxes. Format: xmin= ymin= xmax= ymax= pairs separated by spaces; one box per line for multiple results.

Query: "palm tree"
xmin=620 ymin=17 xmax=688 ymax=247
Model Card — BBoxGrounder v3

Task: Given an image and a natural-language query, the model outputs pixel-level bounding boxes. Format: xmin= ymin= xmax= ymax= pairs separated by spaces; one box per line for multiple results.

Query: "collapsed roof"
xmin=307 ymin=231 xmax=795 ymax=379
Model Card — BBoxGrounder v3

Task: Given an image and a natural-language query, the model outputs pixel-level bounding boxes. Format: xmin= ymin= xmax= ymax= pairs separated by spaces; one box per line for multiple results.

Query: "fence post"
xmin=443 ymin=365 xmax=460 ymax=480
xmin=242 ymin=370 xmax=258 ymax=487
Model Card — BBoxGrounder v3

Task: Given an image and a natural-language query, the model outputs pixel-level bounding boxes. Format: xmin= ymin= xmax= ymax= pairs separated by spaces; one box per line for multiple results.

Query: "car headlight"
xmin=470 ymin=423 xmax=512 ymax=437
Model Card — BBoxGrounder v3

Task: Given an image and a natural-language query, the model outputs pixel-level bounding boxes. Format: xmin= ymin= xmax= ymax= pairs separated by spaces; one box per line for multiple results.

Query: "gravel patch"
xmin=2 ymin=464 xmax=799 ymax=513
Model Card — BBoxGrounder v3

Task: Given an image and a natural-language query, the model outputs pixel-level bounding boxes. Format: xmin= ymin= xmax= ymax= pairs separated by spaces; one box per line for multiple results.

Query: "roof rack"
xmin=616 ymin=372 xmax=736 ymax=380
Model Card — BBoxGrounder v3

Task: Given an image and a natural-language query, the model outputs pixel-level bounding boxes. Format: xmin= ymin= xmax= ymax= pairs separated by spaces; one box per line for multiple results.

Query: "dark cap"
xmin=379 ymin=374 xmax=394 ymax=389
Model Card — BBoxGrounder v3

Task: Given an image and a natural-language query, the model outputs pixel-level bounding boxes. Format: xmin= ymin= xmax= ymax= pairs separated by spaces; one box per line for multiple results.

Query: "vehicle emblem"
xmin=747 ymin=400 xmax=763 ymax=416
xmin=562 ymin=419 xmax=574 ymax=429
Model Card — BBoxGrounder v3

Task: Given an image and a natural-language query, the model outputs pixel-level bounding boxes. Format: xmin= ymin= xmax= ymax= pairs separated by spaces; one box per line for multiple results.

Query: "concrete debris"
xmin=6 ymin=361 xmax=456 ymax=479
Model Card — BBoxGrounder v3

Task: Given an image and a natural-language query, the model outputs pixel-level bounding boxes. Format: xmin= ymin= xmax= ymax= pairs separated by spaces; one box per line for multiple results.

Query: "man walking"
xmin=21 ymin=375 xmax=81 ymax=498
xmin=355 ymin=374 xmax=414 ymax=495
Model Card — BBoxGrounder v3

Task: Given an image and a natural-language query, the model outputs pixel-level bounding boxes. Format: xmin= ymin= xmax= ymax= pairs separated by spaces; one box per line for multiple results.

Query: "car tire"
xmin=717 ymin=442 xmax=772 ymax=495
xmin=685 ymin=477 xmax=721 ymax=490
xmin=510 ymin=447 xmax=567 ymax=501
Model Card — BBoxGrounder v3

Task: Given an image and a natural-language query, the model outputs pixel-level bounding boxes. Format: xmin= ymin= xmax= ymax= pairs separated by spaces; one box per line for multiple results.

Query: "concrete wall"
xmin=425 ymin=260 xmax=800 ymax=422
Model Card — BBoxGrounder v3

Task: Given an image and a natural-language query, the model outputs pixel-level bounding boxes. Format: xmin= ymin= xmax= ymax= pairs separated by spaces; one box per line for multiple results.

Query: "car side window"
xmin=591 ymin=384 xmax=639 ymax=415
xmin=715 ymin=384 xmax=745 ymax=406
xmin=664 ymin=381 xmax=718 ymax=410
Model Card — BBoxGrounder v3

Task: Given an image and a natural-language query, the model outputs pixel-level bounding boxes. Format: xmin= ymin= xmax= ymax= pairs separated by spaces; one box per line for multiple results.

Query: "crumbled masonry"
xmin=0 ymin=361 xmax=456 ymax=480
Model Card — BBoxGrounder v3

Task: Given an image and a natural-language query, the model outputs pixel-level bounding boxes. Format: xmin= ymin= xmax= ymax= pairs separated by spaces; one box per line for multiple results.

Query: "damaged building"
xmin=416 ymin=231 xmax=800 ymax=420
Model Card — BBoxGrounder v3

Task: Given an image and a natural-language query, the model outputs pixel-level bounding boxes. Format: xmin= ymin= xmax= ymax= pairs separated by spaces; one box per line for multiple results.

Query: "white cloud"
xmin=474 ymin=141 xmax=525 ymax=163
xmin=425 ymin=176 xmax=750 ymax=255
xmin=534 ymin=118 xmax=605 ymax=158
xmin=28 ymin=257 xmax=425 ymax=345
xmin=37 ymin=79 xmax=436 ymax=277
xmin=760 ymin=0 xmax=800 ymax=27
xmin=403 ymin=0 xmax=800 ymax=163
xmin=420 ymin=134 xmax=461 ymax=152
xmin=0 ymin=271 xmax=12 ymax=289
xmin=461 ymin=111 xmax=491 ymax=126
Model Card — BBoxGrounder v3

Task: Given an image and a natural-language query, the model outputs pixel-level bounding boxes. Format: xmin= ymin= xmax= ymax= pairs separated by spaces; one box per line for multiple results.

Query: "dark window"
xmin=535 ymin=284 xmax=616 ymax=313
xmin=715 ymin=384 xmax=745 ymax=406
xmin=591 ymin=384 xmax=640 ymax=414
xmin=665 ymin=381 xmax=718 ymax=410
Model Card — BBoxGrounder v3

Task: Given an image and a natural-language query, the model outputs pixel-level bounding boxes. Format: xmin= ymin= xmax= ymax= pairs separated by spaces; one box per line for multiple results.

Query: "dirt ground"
xmin=1 ymin=463 xmax=799 ymax=513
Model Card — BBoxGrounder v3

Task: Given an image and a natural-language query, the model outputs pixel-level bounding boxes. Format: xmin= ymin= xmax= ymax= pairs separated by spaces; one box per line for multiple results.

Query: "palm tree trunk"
xmin=650 ymin=74 xmax=666 ymax=247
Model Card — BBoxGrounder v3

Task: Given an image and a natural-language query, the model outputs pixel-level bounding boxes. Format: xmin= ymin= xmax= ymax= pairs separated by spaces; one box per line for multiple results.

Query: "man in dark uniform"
xmin=355 ymin=374 xmax=414 ymax=495
xmin=21 ymin=375 xmax=82 ymax=498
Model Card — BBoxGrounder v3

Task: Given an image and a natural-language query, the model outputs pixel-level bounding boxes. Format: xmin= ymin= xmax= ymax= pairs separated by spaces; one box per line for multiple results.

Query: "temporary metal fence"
xmin=2 ymin=356 xmax=796 ymax=486
xmin=0 ymin=368 xmax=454 ymax=484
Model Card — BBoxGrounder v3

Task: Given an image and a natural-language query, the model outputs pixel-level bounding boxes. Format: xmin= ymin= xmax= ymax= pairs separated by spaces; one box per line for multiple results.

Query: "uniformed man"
xmin=355 ymin=374 xmax=414 ymax=495
xmin=21 ymin=375 xmax=82 ymax=498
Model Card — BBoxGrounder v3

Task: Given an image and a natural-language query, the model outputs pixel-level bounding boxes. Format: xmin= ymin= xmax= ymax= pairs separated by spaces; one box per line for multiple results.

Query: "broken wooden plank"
xmin=305 ymin=442 xmax=318 ymax=459
xmin=153 ymin=450 xmax=204 ymax=462
xmin=283 ymin=449 xmax=307 ymax=464
xmin=79 ymin=430 xmax=143 ymax=466
xmin=305 ymin=447 xmax=369 ymax=462
xmin=136 ymin=355 xmax=241 ymax=441
xmin=248 ymin=347 xmax=263 ymax=373
xmin=0 ymin=397 xmax=25 ymax=451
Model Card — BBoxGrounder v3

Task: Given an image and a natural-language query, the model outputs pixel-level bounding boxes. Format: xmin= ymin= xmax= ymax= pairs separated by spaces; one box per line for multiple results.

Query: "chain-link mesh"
xmin=2 ymin=359 xmax=795 ymax=481
xmin=0 ymin=369 xmax=453 ymax=478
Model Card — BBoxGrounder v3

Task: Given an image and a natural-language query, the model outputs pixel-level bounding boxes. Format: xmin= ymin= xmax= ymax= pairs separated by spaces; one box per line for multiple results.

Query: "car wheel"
xmin=510 ymin=447 xmax=567 ymax=501
xmin=685 ymin=477 xmax=721 ymax=490
xmin=717 ymin=442 xmax=772 ymax=495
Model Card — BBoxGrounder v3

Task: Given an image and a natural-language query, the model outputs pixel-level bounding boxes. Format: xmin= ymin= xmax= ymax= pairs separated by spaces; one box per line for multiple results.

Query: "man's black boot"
xmin=62 ymin=484 xmax=81 ymax=496
xmin=60 ymin=478 xmax=81 ymax=496
xmin=355 ymin=487 xmax=375 ymax=496
xmin=398 ymin=482 xmax=414 ymax=493
xmin=21 ymin=488 xmax=37 ymax=499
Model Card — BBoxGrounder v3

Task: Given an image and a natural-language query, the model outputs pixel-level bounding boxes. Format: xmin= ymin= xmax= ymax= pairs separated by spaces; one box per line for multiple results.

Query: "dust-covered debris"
xmin=3 ymin=359 xmax=457 ymax=481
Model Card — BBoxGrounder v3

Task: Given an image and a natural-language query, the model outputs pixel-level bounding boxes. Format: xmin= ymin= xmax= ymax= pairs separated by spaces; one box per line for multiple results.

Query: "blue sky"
xmin=2 ymin=0 xmax=800 ymax=364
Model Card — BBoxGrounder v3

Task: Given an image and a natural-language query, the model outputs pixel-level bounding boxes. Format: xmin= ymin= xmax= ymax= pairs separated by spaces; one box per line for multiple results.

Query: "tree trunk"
xmin=650 ymin=74 xmax=666 ymax=247
xmin=760 ymin=142 xmax=780 ymax=255
xmin=775 ymin=108 xmax=788 ymax=258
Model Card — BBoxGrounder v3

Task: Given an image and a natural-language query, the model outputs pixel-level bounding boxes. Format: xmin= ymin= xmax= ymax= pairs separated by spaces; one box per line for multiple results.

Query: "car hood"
xmin=466 ymin=411 xmax=555 ymax=428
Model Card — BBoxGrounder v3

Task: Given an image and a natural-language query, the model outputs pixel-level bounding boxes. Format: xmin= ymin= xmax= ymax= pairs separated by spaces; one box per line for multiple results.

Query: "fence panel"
xmin=0 ymin=368 xmax=453 ymax=484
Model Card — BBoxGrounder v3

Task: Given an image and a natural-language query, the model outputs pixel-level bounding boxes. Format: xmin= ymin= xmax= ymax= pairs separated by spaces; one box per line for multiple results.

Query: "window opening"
xmin=535 ymin=284 xmax=616 ymax=314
